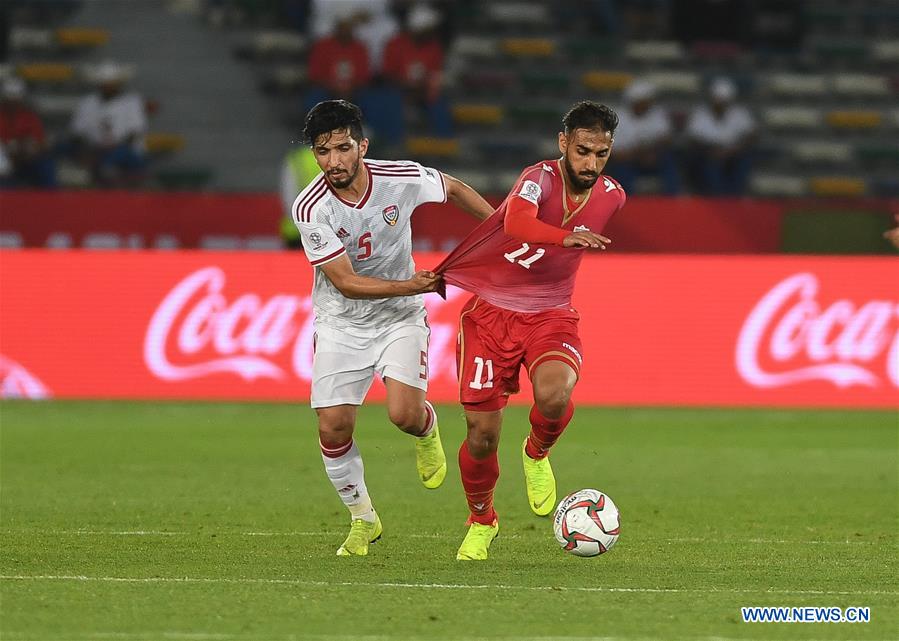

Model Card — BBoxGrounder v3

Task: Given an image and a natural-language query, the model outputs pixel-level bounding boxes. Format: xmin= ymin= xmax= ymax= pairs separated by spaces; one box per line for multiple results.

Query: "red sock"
xmin=525 ymin=400 xmax=574 ymax=460
xmin=458 ymin=441 xmax=499 ymax=525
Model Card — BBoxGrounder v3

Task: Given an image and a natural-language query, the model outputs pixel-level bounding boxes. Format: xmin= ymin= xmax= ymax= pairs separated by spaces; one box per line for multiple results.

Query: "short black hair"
xmin=302 ymin=100 xmax=364 ymax=146
xmin=562 ymin=101 xmax=619 ymax=137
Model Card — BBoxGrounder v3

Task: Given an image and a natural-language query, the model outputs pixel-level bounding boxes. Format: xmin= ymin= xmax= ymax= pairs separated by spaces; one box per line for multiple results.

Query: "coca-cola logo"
xmin=736 ymin=273 xmax=899 ymax=389
xmin=0 ymin=355 xmax=51 ymax=399
xmin=144 ymin=266 xmax=463 ymax=383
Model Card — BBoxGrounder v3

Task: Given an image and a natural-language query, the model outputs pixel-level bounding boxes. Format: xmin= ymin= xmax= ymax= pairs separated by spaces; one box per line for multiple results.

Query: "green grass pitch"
xmin=1 ymin=400 xmax=897 ymax=641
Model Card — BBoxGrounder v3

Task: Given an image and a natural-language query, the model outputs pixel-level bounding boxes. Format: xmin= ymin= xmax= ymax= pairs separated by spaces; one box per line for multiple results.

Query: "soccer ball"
xmin=552 ymin=489 xmax=620 ymax=557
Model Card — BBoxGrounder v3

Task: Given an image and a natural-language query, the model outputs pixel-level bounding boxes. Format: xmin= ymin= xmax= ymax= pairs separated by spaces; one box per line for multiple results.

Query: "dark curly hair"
xmin=562 ymin=101 xmax=619 ymax=137
xmin=302 ymin=100 xmax=364 ymax=146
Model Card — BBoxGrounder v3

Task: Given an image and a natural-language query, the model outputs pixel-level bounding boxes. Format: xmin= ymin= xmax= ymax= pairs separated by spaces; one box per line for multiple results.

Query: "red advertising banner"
xmin=0 ymin=190 xmax=783 ymax=253
xmin=0 ymin=251 xmax=896 ymax=408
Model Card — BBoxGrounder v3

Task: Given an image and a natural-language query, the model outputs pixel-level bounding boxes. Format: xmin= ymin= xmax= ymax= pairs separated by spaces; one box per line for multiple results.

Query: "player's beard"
xmin=327 ymin=156 xmax=360 ymax=189
xmin=562 ymin=154 xmax=599 ymax=191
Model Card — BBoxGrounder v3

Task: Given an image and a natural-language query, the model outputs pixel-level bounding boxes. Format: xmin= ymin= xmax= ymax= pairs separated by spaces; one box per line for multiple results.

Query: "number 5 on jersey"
xmin=469 ymin=356 xmax=494 ymax=390
xmin=357 ymin=232 xmax=373 ymax=259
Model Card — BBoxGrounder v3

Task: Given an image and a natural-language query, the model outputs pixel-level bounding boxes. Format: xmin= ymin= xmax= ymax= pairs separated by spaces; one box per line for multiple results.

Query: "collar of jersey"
xmin=327 ymin=162 xmax=373 ymax=209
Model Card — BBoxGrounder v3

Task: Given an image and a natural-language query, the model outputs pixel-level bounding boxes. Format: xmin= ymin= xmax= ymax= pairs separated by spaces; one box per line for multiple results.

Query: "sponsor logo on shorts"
xmin=562 ymin=342 xmax=583 ymax=364
xmin=382 ymin=205 xmax=399 ymax=226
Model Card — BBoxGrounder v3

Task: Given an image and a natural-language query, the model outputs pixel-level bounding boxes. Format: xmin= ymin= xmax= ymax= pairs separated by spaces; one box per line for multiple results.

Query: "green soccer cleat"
xmin=336 ymin=513 xmax=382 ymax=557
xmin=415 ymin=403 xmax=447 ymax=489
xmin=522 ymin=438 xmax=556 ymax=516
xmin=456 ymin=520 xmax=499 ymax=561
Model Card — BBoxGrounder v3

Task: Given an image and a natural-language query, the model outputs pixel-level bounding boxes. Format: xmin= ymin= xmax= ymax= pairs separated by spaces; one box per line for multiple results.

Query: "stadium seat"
xmin=452 ymin=104 xmax=504 ymax=125
xmin=155 ymin=167 xmax=214 ymax=190
xmin=767 ymin=73 xmax=827 ymax=96
xmin=641 ymin=71 xmax=701 ymax=95
xmin=750 ymin=174 xmax=807 ymax=197
xmin=518 ymin=70 xmax=569 ymax=93
xmin=10 ymin=28 xmax=54 ymax=52
xmin=831 ymin=73 xmax=889 ymax=96
xmin=406 ymin=137 xmax=460 ymax=157
xmin=460 ymin=69 xmax=516 ymax=92
xmin=793 ymin=141 xmax=853 ymax=164
xmin=255 ymin=30 xmax=306 ymax=57
xmin=810 ymin=177 xmax=866 ymax=197
xmin=814 ymin=40 xmax=868 ymax=61
xmin=625 ymin=41 xmax=685 ymax=63
xmin=261 ymin=65 xmax=305 ymax=93
xmin=32 ymin=94 xmax=81 ymax=123
xmin=486 ymin=3 xmax=549 ymax=25
xmin=856 ymin=143 xmax=899 ymax=167
xmin=762 ymin=106 xmax=823 ymax=129
xmin=445 ymin=170 xmax=491 ymax=195
xmin=145 ymin=132 xmax=186 ymax=154
xmin=55 ymin=27 xmax=110 ymax=48
xmin=82 ymin=62 xmax=135 ymax=84
xmin=451 ymin=36 xmax=498 ymax=58
xmin=16 ymin=63 xmax=75 ymax=83
xmin=826 ymin=110 xmax=882 ymax=128
xmin=889 ymin=109 xmax=899 ymax=128
xmin=507 ymin=104 xmax=560 ymax=125
xmin=564 ymin=38 xmax=621 ymax=61
xmin=871 ymin=40 xmax=899 ymax=62
xmin=501 ymin=38 xmax=556 ymax=57
xmin=476 ymin=138 xmax=536 ymax=160
xmin=582 ymin=71 xmax=632 ymax=91
xmin=690 ymin=41 xmax=744 ymax=60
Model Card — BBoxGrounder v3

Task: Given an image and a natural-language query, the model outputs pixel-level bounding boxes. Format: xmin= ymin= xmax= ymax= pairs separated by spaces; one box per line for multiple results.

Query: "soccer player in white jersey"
xmin=293 ymin=100 xmax=494 ymax=556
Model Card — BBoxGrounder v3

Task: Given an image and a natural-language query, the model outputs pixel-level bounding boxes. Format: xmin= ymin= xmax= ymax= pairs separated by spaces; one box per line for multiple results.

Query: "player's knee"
xmin=317 ymin=417 xmax=354 ymax=445
xmin=465 ymin=421 xmax=500 ymax=457
xmin=534 ymin=386 xmax=572 ymax=420
xmin=388 ymin=405 xmax=423 ymax=434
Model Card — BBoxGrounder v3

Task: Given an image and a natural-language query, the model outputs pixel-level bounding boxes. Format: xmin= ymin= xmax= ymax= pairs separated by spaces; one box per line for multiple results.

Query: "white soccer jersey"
xmin=293 ymin=159 xmax=447 ymax=330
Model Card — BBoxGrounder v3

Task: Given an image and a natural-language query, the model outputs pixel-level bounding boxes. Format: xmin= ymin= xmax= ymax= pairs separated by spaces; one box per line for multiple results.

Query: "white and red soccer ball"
xmin=553 ymin=489 xmax=620 ymax=557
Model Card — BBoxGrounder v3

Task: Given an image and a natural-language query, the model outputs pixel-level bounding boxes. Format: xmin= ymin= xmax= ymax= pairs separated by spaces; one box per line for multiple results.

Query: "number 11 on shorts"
xmin=469 ymin=356 xmax=494 ymax=390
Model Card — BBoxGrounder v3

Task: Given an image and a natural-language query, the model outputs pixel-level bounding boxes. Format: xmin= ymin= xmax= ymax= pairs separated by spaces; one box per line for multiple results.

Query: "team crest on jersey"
xmin=382 ymin=204 xmax=399 ymax=226
xmin=308 ymin=231 xmax=328 ymax=251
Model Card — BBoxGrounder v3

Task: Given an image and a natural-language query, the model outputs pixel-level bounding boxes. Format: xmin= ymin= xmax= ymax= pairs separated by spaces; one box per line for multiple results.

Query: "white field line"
xmin=0 ymin=529 xmax=887 ymax=545
xmin=1 ymin=574 xmax=896 ymax=596
xmin=11 ymin=635 xmax=867 ymax=641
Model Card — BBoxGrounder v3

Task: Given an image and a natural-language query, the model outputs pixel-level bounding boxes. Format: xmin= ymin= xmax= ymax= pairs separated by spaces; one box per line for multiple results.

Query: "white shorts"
xmin=310 ymin=321 xmax=430 ymax=408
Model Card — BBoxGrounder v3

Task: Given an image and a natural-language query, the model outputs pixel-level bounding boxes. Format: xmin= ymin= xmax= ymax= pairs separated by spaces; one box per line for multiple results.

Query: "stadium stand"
xmin=1 ymin=0 xmax=898 ymax=197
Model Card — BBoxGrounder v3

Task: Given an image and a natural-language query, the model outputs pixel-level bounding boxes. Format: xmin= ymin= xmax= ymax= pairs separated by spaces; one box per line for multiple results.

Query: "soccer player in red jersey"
xmin=434 ymin=101 xmax=625 ymax=560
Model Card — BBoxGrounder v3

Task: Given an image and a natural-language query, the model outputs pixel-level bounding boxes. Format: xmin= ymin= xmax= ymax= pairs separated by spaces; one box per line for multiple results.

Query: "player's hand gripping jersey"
xmin=435 ymin=159 xmax=625 ymax=312
xmin=293 ymin=159 xmax=447 ymax=328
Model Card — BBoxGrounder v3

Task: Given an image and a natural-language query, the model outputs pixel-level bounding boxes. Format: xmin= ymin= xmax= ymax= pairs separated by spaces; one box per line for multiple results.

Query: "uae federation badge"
xmin=382 ymin=205 xmax=399 ymax=226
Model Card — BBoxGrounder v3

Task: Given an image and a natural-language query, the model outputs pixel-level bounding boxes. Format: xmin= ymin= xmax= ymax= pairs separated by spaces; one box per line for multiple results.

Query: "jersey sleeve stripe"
xmin=309 ymin=247 xmax=346 ymax=266
xmin=294 ymin=177 xmax=326 ymax=223
xmin=300 ymin=181 xmax=328 ymax=222
xmin=370 ymin=169 xmax=420 ymax=176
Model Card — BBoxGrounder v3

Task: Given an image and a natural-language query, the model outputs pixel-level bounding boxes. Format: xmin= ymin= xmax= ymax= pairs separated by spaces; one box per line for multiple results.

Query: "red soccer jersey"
xmin=383 ymin=33 xmax=444 ymax=86
xmin=307 ymin=36 xmax=370 ymax=94
xmin=436 ymin=159 xmax=626 ymax=312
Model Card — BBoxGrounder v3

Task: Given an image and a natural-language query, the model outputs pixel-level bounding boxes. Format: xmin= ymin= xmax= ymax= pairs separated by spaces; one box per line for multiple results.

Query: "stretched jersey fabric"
xmin=435 ymin=159 xmax=626 ymax=312
xmin=293 ymin=158 xmax=447 ymax=331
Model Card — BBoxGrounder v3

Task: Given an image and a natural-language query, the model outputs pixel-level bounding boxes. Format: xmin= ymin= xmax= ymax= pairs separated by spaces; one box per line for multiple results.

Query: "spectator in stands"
xmin=310 ymin=0 xmax=398 ymax=73
xmin=305 ymin=9 xmax=371 ymax=110
xmin=383 ymin=3 xmax=453 ymax=139
xmin=610 ymin=80 xmax=679 ymax=195
xmin=70 ymin=61 xmax=148 ymax=187
xmin=0 ymin=77 xmax=56 ymax=188
xmin=279 ymin=145 xmax=320 ymax=249
xmin=686 ymin=77 xmax=755 ymax=195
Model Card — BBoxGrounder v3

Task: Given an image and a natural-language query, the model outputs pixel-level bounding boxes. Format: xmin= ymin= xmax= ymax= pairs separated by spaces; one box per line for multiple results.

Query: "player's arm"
xmin=318 ymin=254 xmax=440 ymax=299
xmin=504 ymin=186 xmax=611 ymax=249
xmin=442 ymin=172 xmax=494 ymax=221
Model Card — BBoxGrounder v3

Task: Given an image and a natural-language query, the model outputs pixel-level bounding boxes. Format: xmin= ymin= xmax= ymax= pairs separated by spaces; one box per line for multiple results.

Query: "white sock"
xmin=416 ymin=400 xmax=438 ymax=438
xmin=320 ymin=439 xmax=375 ymax=522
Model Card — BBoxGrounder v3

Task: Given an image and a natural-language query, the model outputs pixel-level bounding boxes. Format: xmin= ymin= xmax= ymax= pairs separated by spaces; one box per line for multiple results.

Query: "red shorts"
xmin=456 ymin=296 xmax=583 ymax=411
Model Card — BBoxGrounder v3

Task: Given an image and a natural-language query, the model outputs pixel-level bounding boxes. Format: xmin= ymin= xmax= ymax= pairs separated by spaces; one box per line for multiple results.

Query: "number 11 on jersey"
xmin=504 ymin=243 xmax=545 ymax=269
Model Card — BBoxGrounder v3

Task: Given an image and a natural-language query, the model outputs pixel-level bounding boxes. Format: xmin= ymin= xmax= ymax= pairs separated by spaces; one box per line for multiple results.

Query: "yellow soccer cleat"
xmin=336 ymin=513 xmax=382 ymax=556
xmin=456 ymin=520 xmax=499 ymax=561
xmin=522 ymin=439 xmax=556 ymax=516
xmin=415 ymin=403 xmax=447 ymax=489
